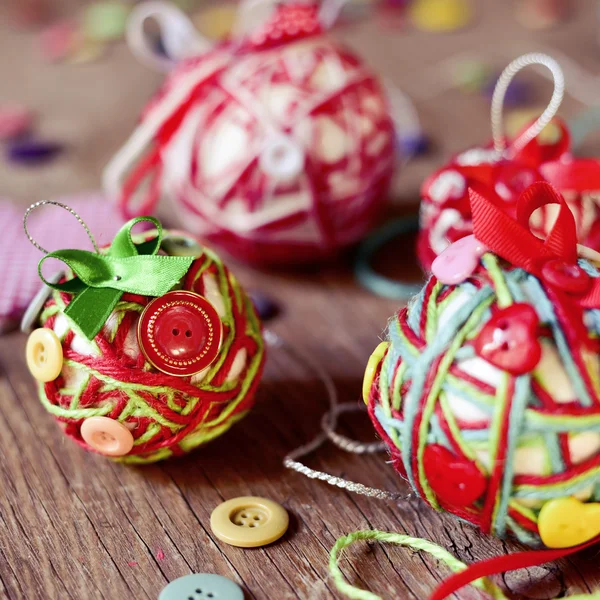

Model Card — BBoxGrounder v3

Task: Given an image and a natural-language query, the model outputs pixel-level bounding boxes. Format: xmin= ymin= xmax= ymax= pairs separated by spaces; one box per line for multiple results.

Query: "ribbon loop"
xmin=38 ymin=217 xmax=195 ymax=340
xmin=470 ymin=181 xmax=581 ymax=272
xmin=470 ymin=181 xmax=600 ymax=349
xmin=516 ymin=181 xmax=578 ymax=264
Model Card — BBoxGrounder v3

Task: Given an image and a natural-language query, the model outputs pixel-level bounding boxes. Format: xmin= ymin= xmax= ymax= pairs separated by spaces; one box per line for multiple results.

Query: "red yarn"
xmin=40 ymin=251 xmax=265 ymax=461
xmin=418 ymin=118 xmax=600 ymax=271
xmin=110 ymin=26 xmax=396 ymax=266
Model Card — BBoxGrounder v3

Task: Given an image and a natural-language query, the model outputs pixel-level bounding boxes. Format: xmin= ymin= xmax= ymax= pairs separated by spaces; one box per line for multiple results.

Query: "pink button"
xmin=80 ymin=416 xmax=134 ymax=457
xmin=431 ymin=235 xmax=487 ymax=285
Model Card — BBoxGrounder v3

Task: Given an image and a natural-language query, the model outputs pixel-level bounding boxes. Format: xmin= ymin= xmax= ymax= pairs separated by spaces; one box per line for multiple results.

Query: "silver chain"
xmin=263 ymin=330 xmax=407 ymax=501
xmin=491 ymin=52 xmax=565 ymax=156
xmin=23 ymin=200 xmax=100 ymax=255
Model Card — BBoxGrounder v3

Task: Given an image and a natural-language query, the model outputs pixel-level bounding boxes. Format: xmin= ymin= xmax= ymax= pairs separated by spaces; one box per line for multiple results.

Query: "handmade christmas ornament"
xmin=104 ymin=0 xmax=397 ymax=266
xmin=23 ymin=202 xmax=265 ymax=463
xmin=418 ymin=53 xmax=600 ymax=272
xmin=365 ymin=180 xmax=600 ymax=552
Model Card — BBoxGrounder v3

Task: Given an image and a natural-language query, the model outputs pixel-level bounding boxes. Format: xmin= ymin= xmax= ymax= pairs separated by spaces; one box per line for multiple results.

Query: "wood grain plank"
xmin=2 ymin=1 xmax=600 ymax=598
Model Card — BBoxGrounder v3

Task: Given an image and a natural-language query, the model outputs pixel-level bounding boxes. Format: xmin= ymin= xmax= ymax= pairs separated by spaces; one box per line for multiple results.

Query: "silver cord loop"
xmin=491 ymin=52 xmax=565 ymax=156
xmin=23 ymin=201 xmax=100 ymax=255
xmin=263 ymin=330 xmax=405 ymax=501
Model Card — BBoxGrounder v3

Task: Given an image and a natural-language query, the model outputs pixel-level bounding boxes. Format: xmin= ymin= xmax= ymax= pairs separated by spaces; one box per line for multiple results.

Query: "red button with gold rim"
xmin=138 ymin=291 xmax=223 ymax=377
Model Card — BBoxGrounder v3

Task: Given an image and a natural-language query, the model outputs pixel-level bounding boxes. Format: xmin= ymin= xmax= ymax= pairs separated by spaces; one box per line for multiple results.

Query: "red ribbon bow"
xmin=470 ymin=181 xmax=600 ymax=345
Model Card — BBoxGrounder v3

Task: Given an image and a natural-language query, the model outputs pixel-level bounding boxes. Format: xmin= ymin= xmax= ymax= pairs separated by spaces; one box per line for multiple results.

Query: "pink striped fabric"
xmin=0 ymin=192 xmax=125 ymax=332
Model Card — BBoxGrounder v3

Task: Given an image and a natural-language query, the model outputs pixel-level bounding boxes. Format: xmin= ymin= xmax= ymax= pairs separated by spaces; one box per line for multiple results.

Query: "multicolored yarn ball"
xmin=417 ymin=117 xmax=600 ymax=271
xmin=364 ymin=182 xmax=600 ymax=548
xmin=26 ymin=215 xmax=265 ymax=463
xmin=104 ymin=0 xmax=396 ymax=266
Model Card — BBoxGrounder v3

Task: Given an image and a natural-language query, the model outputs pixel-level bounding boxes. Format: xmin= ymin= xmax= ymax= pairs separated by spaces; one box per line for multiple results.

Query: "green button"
xmin=159 ymin=574 xmax=244 ymax=600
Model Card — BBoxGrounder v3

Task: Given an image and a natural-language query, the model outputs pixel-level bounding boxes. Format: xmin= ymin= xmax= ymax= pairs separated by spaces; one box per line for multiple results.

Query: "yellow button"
xmin=538 ymin=497 xmax=600 ymax=548
xmin=26 ymin=328 xmax=63 ymax=382
xmin=410 ymin=0 xmax=473 ymax=33
xmin=363 ymin=342 xmax=389 ymax=404
xmin=80 ymin=416 xmax=135 ymax=457
xmin=210 ymin=497 xmax=289 ymax=548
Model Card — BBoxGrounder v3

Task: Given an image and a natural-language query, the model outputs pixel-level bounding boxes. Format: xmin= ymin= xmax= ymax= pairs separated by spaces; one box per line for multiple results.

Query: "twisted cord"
xmin=24 ymin=201 xmax=100 ymax=255
xmin=263 ymin=330 xmax=404 ymax=501
xmin=491 ymin=52 xmax=564 ymax=155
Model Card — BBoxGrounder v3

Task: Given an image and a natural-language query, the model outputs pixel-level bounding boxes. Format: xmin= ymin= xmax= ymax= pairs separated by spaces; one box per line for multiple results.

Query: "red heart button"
xmin=541 ymin=259 xmax=591 ymax=296
xmin=423 ymin=444 xmax=486 ymax=506
xmin=474 ymin=303 xmax=541 ymax=375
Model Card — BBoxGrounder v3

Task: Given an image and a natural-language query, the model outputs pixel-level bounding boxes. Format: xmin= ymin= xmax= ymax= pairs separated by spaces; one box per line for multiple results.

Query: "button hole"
xmin=172 ymin=328 xmax=180 ymax=336
xmin=253 ymin=516 xmax=260 ymax=520
xmin=185 ymin=330 xmax=192 ymax=338
xmin=195 ymin=590 xmax=202 ymax=594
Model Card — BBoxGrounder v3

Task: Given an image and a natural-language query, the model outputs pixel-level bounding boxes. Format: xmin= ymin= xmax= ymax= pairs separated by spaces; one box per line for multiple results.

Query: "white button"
xmin=259 ymin=135 xmax=304 ymax=181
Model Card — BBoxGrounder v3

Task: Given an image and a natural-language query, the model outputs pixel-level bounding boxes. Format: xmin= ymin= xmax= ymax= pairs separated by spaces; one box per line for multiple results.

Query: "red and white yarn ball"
xmin=109 ymin=3 xmax=396 ymax=265
xmin=34 ymin=232 xmax=265 ymax=463
xmin=417 ymin=119 xmax=600 ymax=271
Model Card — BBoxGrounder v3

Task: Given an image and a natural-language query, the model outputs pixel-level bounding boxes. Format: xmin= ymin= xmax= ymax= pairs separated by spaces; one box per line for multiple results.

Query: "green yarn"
xmin=368 ymin=252 xmax=600 ymax=545
xmin=329 ymin=530 xmax=507 ymax=600
xmin=35 ymin=231 xmax=265 ymax=463
xmin=329 ymin=530 xmax=600 ymax=600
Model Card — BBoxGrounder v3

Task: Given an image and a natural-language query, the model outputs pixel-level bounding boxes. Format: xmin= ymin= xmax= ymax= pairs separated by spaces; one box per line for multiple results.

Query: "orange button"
xmin=80 ymin=416 xmax=134 ymax=457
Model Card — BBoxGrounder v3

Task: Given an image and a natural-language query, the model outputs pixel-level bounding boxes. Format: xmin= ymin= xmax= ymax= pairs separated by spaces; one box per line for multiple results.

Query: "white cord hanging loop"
xmin=23 ymin=201 xmax=100 ymax=255
xmin=127 ymin=1 xmax=211 ymax=72
xmin=491 ymin=52 xmax=565 ymax=157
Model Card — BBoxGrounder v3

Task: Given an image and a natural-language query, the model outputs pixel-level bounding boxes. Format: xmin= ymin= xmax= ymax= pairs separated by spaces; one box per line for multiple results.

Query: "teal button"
xmin=159 ymin=574 xmax=244 ymax=600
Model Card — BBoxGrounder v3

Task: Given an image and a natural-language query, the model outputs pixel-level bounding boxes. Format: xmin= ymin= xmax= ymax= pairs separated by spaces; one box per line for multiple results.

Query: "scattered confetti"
xmin=127 ymin=561 xmax=138 ymax=567
xmin=452 ymin=59 xmax=492 ymax=93
xmin=248 ymin=291 xmax=280 ymax=322
xmin=7 ymin=139 xmax=63 ymax=165
xmin=410 ymin=0 xmax=473 ymax=32
xmin=156 ymin=548 xmax=165 ymax=560
xmin=515 ymin=0 xmax=568 ymax=30
xmin=66 ymin=39 xmax=107 ymax=65
xmin=39 ymin=20 xmax=78 ymax=63
xmin=398 ymin=132 xmax=430 ymax=156
xmin=83 ymin=2 xmax=130 ymax=42
xmin=0 ymin=107 xmax=34 ymax=141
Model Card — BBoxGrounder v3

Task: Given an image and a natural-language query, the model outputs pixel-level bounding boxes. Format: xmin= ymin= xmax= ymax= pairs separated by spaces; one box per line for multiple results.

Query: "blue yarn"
xmin=354 ymin=215 xmax=424 ymax=300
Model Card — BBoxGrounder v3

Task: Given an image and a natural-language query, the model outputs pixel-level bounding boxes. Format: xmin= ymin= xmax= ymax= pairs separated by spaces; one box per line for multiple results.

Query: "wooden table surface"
xmin=2 ymin=2 xmax=600 ymax=599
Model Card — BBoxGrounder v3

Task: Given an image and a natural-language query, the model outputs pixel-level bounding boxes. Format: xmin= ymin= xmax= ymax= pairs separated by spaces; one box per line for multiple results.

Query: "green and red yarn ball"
xmin=33 ymin=232 xmax=265 ymax=463
xmin=364 ymin=250 xmax=600 ymax=548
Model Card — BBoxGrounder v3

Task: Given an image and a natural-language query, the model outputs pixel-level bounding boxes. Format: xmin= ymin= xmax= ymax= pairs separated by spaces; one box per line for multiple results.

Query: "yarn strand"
xmin=264 ymin=331 xmax=404 ymax=501
xmin=330 ymin=529 xmax=600 ymax=600
xmin=329 ymin=530 xmax=507 ymax=600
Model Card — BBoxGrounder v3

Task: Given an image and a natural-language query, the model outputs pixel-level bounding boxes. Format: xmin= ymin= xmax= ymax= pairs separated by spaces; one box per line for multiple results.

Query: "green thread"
xmin=329 ymin=530 xmax=507 ymax=600
xmin=36 ymin=239 xmax=264 ymax=463
xmin=370 ymin=253 xmax=600 ymax=544
xmin=329 ymin=530 xmax=600 ymax=600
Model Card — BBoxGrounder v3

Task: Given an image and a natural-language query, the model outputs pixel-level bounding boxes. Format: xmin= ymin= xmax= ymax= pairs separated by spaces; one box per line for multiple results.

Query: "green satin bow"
xmin=39 ymin=217 xmax=195 ymax=340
